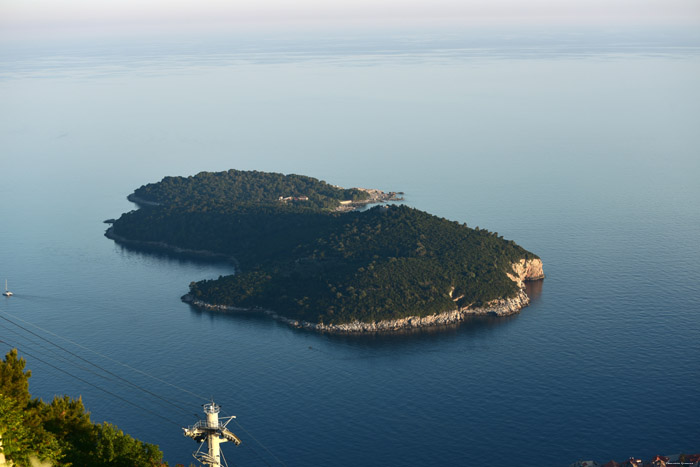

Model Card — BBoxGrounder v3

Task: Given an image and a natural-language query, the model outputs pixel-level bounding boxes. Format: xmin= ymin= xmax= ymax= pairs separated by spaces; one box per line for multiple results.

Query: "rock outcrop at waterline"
xmin=182 ymin=259 xmax=544 ymax=334
xmin=508 ymin=258 xmax=545 ymax=286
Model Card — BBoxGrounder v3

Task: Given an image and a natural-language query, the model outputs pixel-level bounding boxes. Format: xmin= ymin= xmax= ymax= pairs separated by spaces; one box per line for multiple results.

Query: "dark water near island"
xmin=1 ymin=30 xmax=699 ymax=466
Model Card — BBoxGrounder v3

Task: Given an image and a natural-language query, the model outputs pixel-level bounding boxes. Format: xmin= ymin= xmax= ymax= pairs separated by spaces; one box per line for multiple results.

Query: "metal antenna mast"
xmin=183 ymin=401 xmax=241 ymax=467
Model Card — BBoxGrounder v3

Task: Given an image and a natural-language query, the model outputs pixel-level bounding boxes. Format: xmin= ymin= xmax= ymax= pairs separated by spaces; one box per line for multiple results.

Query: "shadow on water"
xmin=186 ymin=300 xmax=525 ymax=351
xmin=0 ymin=294 xmax=61 ymax=302
xmin=524 ymin=279 xmax=544 ymax=302
xmin=186 ymin=280 xmax=546 ymax=347
xmin=111 ymin=239 xmax=235 ymax=270
xmin=124 ymin=234 xmax=545 ymax=351
xmin=318 ymin=313 xmax=523 ymax=352
xmin=186 ymin=303 xmax=279 ymax=329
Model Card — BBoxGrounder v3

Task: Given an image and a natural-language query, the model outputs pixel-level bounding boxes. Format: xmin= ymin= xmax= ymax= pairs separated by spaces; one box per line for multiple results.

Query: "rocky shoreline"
xmin=182 ymin=258 xmax=544 ymax=334
xmin=106 ymin=224 xmax=543 ymax=334
xmin=107 ymin=193 xmax=544 ymax=334
xmin=333 ymin=188 xmax=404 ymax=212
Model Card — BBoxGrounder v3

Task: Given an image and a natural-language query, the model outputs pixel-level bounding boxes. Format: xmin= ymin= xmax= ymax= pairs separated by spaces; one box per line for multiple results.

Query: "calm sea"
xmin=1 ymin=29 xmax=699 ymax=466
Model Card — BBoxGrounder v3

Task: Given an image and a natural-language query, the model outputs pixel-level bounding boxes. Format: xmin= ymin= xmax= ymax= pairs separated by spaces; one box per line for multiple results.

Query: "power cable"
xmin=230 ymin=418 xmax=286 ymax=467
xmin=1 ymin=309 xmax=211 ymax=403
xmin=0 ymin=338 xmax=182 ymax=427
xmin=239 ymin=442 xmax=274 ymax=467
xmin=0 ymin=312 xmax=197 ymax=416
xmin=0 ymin=322 xmax=190 ymax=416
xmin=1 ymin=312 xmax=285 ymax=466
xmin=0 ymin=322 xmax=120 ymax=384
xmin=220 ymin=449 xmax=229 ymax=467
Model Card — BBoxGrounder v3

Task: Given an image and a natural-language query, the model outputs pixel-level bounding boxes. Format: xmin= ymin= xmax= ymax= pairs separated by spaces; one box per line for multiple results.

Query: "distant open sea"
xmin=1 ymin=28 xmax=699 ymax=466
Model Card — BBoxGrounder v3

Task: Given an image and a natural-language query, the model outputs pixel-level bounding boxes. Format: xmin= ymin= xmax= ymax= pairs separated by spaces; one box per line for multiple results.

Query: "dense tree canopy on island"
xmin=131 ymin=169 xmax=369 ymax=211
xmin=109 ymin=169 xmax=539 ymax=325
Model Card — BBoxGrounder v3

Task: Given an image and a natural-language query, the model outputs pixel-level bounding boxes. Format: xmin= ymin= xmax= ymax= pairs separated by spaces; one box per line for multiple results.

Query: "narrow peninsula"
xmin=106 ymin=169 xmax=544 ymax=333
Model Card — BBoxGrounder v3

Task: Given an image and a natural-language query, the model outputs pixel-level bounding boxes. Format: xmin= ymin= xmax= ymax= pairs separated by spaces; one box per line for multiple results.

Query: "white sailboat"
xmin=3 ymin=279 xmax=12 ymax=296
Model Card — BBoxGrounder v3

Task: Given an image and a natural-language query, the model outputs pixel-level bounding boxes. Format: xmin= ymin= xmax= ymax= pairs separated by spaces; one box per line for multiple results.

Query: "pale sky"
xmin=2 ymin=0 xmax=700 ymax=38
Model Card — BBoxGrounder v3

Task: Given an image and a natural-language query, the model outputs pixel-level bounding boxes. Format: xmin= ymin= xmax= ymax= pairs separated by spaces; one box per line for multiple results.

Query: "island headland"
xmin=106 ymin=169 xmax=543 ymax=333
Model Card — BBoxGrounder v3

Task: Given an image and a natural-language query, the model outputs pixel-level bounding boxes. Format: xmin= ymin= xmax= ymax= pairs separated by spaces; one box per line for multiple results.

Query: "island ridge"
xmin=106 ymin=169 xmax=544 ymax=333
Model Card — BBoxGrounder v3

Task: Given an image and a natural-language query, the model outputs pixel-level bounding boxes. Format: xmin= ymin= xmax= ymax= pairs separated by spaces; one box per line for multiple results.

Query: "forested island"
xmin=106 ymin=169 xmax=544 ymax=333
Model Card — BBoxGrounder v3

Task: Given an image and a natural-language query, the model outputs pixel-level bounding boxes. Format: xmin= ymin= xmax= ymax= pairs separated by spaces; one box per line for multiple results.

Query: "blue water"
xmin=1 ymin=30 xmax=699 ymax=466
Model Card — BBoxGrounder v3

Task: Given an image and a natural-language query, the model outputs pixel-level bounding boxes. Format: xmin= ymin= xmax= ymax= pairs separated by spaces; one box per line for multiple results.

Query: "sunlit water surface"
xmin=1 ymin=31 xmax=699 ymax=466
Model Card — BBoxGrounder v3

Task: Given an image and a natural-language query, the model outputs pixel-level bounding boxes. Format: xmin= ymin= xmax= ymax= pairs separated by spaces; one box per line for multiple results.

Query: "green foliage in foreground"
xmin=0 ymin=349 xmax=164 ymax=467
xmin=111 ymin=169 xmax=539 ymax=325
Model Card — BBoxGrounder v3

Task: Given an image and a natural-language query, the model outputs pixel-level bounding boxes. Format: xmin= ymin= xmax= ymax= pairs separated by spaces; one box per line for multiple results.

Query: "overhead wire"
xmin=0 ymin=338 xmax=182 ymax=427
xmin=0 ymin=312 xmax=199 ymax=416
xmin=0 ymin=320 xmax=64 ymax=359
xmin=0 ymin=321 xmax=199 ymax=422
xmin=0 ymin=309 xmax=211 ymax=403
xmin=0 ymin=310 xmax=287 ymax=466
xmin=236 ymin=440 xmax=274 ymax=467
xmin=0 ymin=321 xmax=125 ymax=386
xmin=228 ymin=417 xmax=286 ymax=467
